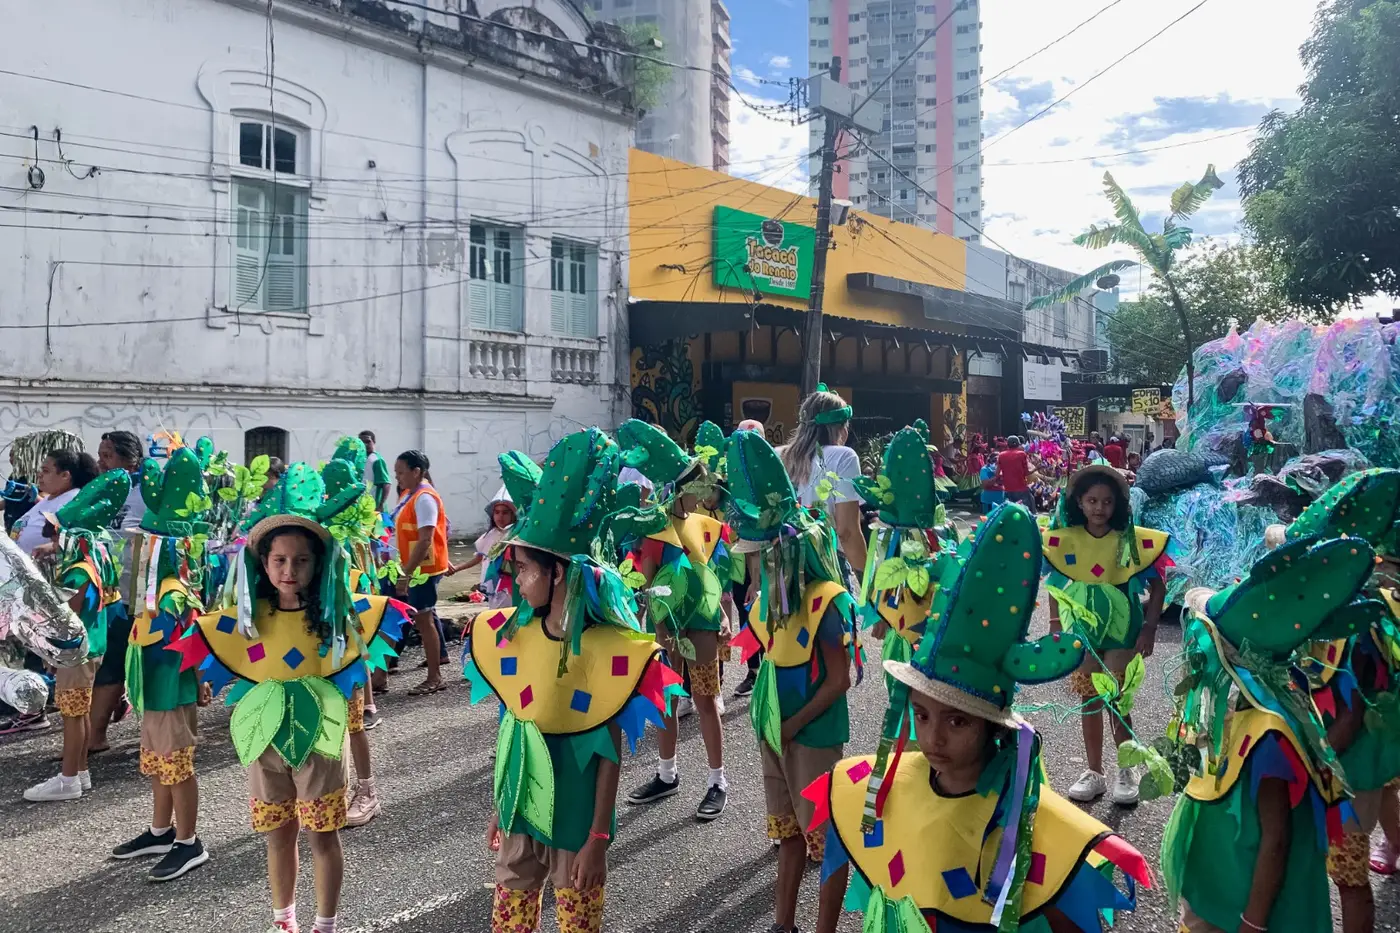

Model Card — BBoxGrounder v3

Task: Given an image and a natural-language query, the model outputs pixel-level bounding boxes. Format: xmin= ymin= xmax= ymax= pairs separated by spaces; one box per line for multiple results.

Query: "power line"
xmin=984 ymin=128 xmax=1253 ymax=168
xmin=851 ymin=1 xmax=967 ymax=116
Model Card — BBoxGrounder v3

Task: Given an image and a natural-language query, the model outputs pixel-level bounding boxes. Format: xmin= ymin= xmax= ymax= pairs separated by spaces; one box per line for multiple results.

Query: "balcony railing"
xmin=551 ymin=347 xmax=600 ymax=385
xmin=467 ymin=339 xmax=524 ymax=380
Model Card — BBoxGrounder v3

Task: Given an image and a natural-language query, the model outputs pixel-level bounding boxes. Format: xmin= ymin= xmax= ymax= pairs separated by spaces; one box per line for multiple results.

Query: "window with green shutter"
xmin=230 ymin=119 xmax=308 ymax=314
xmin=550 ymin=238 xmax=596 ymax=338
xmin=468 ymin=223 xmax=523 ymax=332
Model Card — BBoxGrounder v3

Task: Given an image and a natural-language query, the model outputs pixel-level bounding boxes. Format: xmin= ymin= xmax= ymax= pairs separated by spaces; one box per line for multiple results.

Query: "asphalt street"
xmin=4 ymin=588 xmax=1398 ymax=932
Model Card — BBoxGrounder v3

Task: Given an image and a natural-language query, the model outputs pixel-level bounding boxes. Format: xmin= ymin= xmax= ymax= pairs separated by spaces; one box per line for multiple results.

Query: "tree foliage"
xmin=1028 ymin=166 xmax=1224 ymax=404
xmin=1239 ymin=0 xmax=1400 ymax=310
xmin=1105 ymin=241 xmax=1333 ymax=384
xmin=620 ymin=22 xmax=671 ymax=113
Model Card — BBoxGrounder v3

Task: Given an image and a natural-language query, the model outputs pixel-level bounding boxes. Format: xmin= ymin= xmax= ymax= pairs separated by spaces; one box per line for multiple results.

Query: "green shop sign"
xmin=712 ymin=206 xmax=815 ymax=301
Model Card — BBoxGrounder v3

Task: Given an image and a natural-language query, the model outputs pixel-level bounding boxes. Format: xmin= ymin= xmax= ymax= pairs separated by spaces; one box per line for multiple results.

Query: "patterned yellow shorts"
xmin=489 ymin=884 xmax=606 ymax=933
xmin=555 ymin=885 xmax=605 ymax=933
xmin=687 ymin=659 xmax=721 ymax=698
xmin=139 ymin=746 xmax=195 ymax=786
xmin=251 ymin=798 xmax=298 ymax=833
xmin=765 ymin=814 xmax=825 ymax=863
xmin=55 ymin=687 xmax=94 ymax=718
xmin=348 ymin=688 xmax=365 ymax=735
xmin=1328 ymin=828 xmax=1372 ymax=886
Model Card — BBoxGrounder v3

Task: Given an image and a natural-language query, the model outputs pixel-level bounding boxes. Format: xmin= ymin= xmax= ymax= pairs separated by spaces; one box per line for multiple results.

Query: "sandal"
xmin=408 ymin=680 xmax=444 ymax=697
xmin=1371 ymin=838 xmax=1399 ymax=875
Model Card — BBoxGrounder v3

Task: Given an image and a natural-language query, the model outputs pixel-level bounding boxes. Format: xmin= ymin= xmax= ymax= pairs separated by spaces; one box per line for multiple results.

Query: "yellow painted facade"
xmin=628 ymin=150 xmax=968 ymax=329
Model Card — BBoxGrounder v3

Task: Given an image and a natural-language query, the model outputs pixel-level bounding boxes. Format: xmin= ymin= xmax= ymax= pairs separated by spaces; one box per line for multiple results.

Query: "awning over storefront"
xmin=845 ymin=273 xmax=1025 ymax=339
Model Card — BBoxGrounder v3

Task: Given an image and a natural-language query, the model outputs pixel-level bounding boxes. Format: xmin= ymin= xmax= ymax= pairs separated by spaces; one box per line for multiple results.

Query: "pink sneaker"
xmin=345 ymin=782 xmax=380 ymax=827
xmin=1371 ymin=838 xmax=1399 ymax=875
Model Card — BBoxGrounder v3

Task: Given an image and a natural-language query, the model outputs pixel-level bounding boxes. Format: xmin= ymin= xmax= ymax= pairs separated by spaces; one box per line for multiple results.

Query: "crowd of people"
xmin=2 ymin=390 xmax=1399 ymax=933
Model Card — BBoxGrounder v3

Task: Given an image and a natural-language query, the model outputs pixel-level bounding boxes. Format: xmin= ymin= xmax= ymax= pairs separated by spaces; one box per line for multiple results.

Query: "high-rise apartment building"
xmin=808 ymin=0 xmax=984 ymax=241
xmin=589 ymin=0 xmax=731 ymax=171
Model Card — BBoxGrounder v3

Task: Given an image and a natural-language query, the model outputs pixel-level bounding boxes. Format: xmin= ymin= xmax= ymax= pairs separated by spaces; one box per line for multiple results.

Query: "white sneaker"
xmin=24 ymin=773 xmax=82 ymax=802
xmin=1067 ymin=769 xmax=1107 ymax=802
xmin=1112 ymin=766 xmax=1140 ymax=806
xmin=714 ymin=695 xmax=726 ymax=716
xmin=79 ymin=770 xmax=91 ymax=791
xmin=675 ymin=697 xmax=695 ymax=719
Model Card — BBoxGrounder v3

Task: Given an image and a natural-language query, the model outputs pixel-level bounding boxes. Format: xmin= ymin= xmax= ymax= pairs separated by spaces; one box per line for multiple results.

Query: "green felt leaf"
xmin=906 ymin=563 xmax=931 ymax=598
xmin=873 ymin=556 xmax=908 ymax=591
xmin=1119 ymin=653 xmax=1146 ymax=714
xmin=676 ymin=636 xmax=697 ymax=661
xmin=517 ymin=719 xmax=556 ymax=839
xmin=495 ymin=716 xmax=525 ymax=829
xmin=894 ymin=896 xmax=932 ymax=933
xmin=231 ymin=680 xmax=287 ymax=767
xmin=619 ymin=558 xmax=635 ymax=576
xmin=224 ymin=678 xmax=255 ymax=707
xmin=271 ymin=679 xmax=323 ymax=769
xmin=217 ymin=486 xmax=239 ymax=502
xmin=493 ymin=711 xmax=514 ymax=809
xmin=568 ymin=724 xmax=619 ymax=771
xmin=409 ymin=567 xmax=429 ymax=587
xmin=124 ymin=641 xmax=144 ymax=714
xmin=749 ymin=658 xmax=783 ymax=755
xmin=1117 ymin=739 xmax=1151 ymax=768
xmin=1092 ymin=672 xmax=1120 ymax=703
xmin=863 ymin=885 xmax=889 ymax=933
xmin=305 ymin=677 xmax=349 ymax=760
xmin=250 ymin=455 xmax=270 ymax=475
xmin=694 ymin=562 xmax=723 ymax=623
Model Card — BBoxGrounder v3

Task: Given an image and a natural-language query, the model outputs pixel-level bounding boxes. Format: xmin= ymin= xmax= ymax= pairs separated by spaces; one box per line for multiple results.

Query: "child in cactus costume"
xmin=461 ymin=429 xmax=683 ymax=933
xmin=616 ymin=419 xmax=733 ymax=821
xmin=1163 ymin=535 xmax=1380 ymax=933
xmin=166 ymin=462 xmax=411 ymax=933
xmin=813 ymin=503 xmax=1150 ymax=933
xmin=112 ymin=446 xmax=215 ymax=882
xmin=1278 ymin=468 xmax=1400 ymax=930
xmin=852 ymin=427 xmax=963 ymax=679
xmin=1042 ymin=464 xmax=1170 ymax=806
xmin=722 ymin=429 xmax=860 ymax=933
xmin=23 ymin=469 xmax=130 ymax=803
xmin=320 ymin=456 xmax=389 ymax=829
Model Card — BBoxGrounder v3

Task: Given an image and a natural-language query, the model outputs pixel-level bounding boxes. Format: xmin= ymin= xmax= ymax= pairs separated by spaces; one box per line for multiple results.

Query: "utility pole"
xmin=800 ymin=58 xmax=883 ymax=398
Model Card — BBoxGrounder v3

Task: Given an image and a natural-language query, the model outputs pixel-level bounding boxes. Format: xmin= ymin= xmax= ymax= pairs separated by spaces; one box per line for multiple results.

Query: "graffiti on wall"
xmin=630 ymin=340 xmax=701 ymax=442
xmin=0 ymin=397 xmax=263 ymax=451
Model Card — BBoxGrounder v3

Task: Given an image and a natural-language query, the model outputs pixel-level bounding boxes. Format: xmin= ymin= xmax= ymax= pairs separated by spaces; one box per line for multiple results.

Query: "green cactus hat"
xmin=695 ymin=421 xmax=727 ymax=475
xmin=54 ymin=468 xmax=132 ymax=532
xmin=886 ymin=503 xmax=1083 ymax=726
xmin=512 ymin=428 xmax=620 ymax=560
xmin=317 ymin=460 xmax=369 ymax=523
xmin=498 ymin=451 xmax=543 ymax=519
xmin=1201 ymin=535 xmax=1381 ymax=659
xmin=193 ymin=436 xmax=216 ymax=470
xmin=331 ymin=436 xmax=368 ymax=478
xmin=1287 ymin=468 xmax=1400 ymax=548
xmin=617 ymin=418 xmax=703 ymax=494
xmin=139 ymin=447 xmax=212 ymax=537
xmin=723 ymin=428 xmax=801 ymax=546
xmin=245 ymin=463 xmax=332 ymax=549
xmin=852 ymin=427 xmax=941 ymax=528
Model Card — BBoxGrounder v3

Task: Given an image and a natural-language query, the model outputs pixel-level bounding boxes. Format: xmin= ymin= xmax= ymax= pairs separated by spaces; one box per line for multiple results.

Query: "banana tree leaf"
xmin=272 ymin=678 xmax=324 ymax=770
xmin=518 ymin=719 xmax=556 ymax=839
xmin=305 ymin=676 xmax=350 ymax=760
xmin=124 ymin=641 xmax=144 ymax=714
xmin=231 ymin=679 xmax=287 ymax=767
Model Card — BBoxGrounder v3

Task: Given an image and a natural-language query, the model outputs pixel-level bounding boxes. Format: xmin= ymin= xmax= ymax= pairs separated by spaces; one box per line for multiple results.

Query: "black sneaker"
xmin=362 ymin=708 xmax=382 ymax=731
xmin=696 ymin=784 xmax=727 ymax=821
xmin=626 ymin=773 xmax=680 ymax=805
xmin=110 ymin=828 xmax=174 ymax=860
xmin=148 ymin=839 xmax=209 ymax=881
xmin=733 ymin=670 xmax=757 ymax=698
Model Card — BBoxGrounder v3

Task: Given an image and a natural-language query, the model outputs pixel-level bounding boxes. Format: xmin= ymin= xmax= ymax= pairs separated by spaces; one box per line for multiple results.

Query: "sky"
xmin=725 ymin=0 xmax=1392 ymax=315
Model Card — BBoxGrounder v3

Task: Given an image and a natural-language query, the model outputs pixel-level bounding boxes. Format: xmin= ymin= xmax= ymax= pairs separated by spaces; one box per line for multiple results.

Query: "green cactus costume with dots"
xmin=460 ymin=429 xmax=683 ymax=859
xmin=1161 ymin=535 xmax=1380 ymax=933
xmin=851 ymin=427 xmax=962 ymax=677
xmin=52 ymin=469 xmax=132 ymax=660
xmin=819 ymin=504 xmax=1151 ymax=933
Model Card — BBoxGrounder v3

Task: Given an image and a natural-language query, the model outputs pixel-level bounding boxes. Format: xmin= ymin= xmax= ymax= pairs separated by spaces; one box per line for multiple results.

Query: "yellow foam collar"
xmin=131 ymin=579 xmax=197 ymax=648
xmin=874 ymin=587 xmax=931 ymax=647
xmin=1041 ymin=525 xmax=1169 ymax=585
xmin=470 ymin=608 xmax=662 ymax=735
xmin=829 ymin=753 xmax=1108 ymax=923
xmin=747 ymin=580 xmax=847 ymax=668
xmin=649 ymin=512 xmax=724 ymax=565
xmin=193 ymin=595 xmax=394 ymax=682
xmin=1184 ymin=706 xmax=1345 ymax=804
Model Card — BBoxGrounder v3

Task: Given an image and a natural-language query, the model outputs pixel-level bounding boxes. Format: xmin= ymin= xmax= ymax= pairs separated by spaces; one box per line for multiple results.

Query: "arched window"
xmin=244 ymin=426 xmax=288 ymax=464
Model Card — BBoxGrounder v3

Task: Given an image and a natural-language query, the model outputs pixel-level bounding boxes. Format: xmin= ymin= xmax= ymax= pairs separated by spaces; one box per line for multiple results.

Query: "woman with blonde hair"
xmin=777 ymin=387 xmax=866 ymax=576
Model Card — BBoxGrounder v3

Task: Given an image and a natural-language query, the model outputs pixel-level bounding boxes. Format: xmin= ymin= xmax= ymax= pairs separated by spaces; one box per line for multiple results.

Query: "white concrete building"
xmin=808 ymin=0 xmax=984 ymax=240
xmin=588 ymin=0 xmax=728 ymax=170
xmin=0 ymin=0 xmax=640 ymax=528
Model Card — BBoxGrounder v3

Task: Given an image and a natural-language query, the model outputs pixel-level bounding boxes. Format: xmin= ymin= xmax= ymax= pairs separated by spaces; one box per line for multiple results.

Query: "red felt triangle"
xmin=730 ymin=625 xmax=762 ymax=663
xmin=1093 ymin=833 xmax=1154 ymax=889
xmin=802 ymin=771 xmax=832 ymax=834
xmin=166 ymin=626 xmax=211 ymax=673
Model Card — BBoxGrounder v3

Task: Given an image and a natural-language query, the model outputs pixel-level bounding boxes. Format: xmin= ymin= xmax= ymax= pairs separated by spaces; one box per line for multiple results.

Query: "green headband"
xmin=809 ymin=384 xmax=853 ymax=425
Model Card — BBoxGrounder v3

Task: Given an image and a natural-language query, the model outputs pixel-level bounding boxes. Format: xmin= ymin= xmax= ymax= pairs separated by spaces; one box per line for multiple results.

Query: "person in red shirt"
xmin=996 ymin=436 xmax=1036 ymax=510
xmin=1101 ymin=436 xmax=1126 ymax=470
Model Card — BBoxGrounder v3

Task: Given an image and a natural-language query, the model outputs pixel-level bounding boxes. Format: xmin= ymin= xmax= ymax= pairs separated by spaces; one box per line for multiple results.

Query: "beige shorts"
xmin=1068 ymin=647 xmax=1134 ymax=701
xmin=247 ymin=744 xmax=350 ymax=833
xmin=139 ymin=705 xmax=198 ymax=785
xmin=495 ymin=831 xmax=584 ymax=891
xmin=657 ymin=628 xmax=721 ymax=698
xmin=54 ymin=658 xmax=101 ymax=717
xmin=761 ymin=741 xmax=842 ymax=835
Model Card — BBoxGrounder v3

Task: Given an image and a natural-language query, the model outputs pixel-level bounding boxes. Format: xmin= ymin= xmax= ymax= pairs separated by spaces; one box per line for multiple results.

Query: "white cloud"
xmin=768 ymin=54 xmax=792 ymax=71
xmin=734 ymin=64 xmax=764 ymax=88
xmin=728 ymin=93 xmax=812 ymax=196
